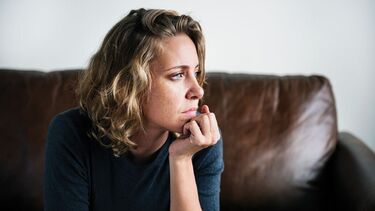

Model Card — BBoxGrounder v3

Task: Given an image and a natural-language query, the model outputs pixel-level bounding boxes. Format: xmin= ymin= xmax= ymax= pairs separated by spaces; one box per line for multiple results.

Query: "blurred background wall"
xmin=1 ymin=0 xmax=374 ymax=151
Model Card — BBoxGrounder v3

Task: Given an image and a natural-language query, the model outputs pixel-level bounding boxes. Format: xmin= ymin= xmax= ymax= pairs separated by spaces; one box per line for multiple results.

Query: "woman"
xmin=44 ymin=8 xmax=224 ymax=211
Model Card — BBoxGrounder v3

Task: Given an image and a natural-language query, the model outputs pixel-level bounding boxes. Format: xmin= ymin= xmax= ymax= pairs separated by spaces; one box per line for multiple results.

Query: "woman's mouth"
xmin=182 ymin=107 xmax=198 ymax=118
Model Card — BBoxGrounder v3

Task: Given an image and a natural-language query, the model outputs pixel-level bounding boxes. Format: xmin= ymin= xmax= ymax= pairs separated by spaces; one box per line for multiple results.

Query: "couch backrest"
xmin=0 ymin=69 xmax=80 ymax=210
xmin=0 ymin=69 xmax=337 ymax=211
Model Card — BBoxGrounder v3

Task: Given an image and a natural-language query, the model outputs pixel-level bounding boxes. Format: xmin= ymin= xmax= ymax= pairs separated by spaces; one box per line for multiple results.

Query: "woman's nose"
xmin=186 ymin=78 xmax=204 ymax=100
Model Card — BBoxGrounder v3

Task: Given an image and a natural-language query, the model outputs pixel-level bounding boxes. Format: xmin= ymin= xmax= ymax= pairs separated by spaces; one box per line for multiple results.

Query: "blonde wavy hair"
xmin=77 ymin=8 xmax=206 ymax=156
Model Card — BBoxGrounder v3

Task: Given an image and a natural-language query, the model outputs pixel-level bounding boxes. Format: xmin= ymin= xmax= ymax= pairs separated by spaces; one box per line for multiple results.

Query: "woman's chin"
xmin=167 ymin=125 xmax=184 ymax=135
xmin=167 ymin=120 xmax=189 ymax=135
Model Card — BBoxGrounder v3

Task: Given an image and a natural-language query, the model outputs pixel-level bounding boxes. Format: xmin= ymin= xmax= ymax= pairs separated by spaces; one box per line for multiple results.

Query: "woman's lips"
xmin=182 ymin=107 xmax=198 ymax=118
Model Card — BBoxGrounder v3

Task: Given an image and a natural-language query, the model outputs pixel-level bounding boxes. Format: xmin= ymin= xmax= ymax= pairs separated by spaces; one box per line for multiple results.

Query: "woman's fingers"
xmin=208 ymin=113 xmax=220 ymax=142
xmin=198 ymin=105 xmax=219 ymax=142
xmin=179 ymin=105 xmax=219 ymax=152
xmin=201 ymin=104 xmax=209 ymax=114
xmin=195 ymin=114 xmax=211 ymax=137
xmin=186 ymin=120 xmax=205 ymax=145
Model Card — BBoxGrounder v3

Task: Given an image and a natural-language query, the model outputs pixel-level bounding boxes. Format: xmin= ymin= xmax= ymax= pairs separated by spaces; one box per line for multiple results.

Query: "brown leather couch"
xmin=1 ymin=69 xmax=374 ymax=211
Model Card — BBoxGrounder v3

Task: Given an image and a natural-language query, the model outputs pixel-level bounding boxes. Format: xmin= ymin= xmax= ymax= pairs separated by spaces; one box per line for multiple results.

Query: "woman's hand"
xmin=169 ymin=105 xmax=220 ymax=161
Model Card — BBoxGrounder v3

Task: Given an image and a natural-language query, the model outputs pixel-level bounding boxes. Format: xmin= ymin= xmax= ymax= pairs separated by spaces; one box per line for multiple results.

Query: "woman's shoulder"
xmin=44 ymin=108 xmax=92 ymax=200
xmin=49 ymin=107 xmax=91 ymax=133
xmin=47 ymin=107 xmax=93 ymax=153
xmin=51 ymin=107 xmax=90 ymax=125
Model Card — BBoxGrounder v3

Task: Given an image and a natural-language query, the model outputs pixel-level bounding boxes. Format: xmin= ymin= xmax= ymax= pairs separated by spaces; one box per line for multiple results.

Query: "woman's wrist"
xmin=168 ymin=151 xmax=193 ymax=163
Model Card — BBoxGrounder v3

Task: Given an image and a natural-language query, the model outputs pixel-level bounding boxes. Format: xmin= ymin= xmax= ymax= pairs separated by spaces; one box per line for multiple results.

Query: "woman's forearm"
xmin=169 ymin=156 xmax=202 ymax=211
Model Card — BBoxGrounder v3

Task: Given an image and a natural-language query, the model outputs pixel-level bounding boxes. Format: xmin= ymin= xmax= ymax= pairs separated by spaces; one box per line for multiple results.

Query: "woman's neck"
xmin=129 ymin=129 xmax=169 ymax=164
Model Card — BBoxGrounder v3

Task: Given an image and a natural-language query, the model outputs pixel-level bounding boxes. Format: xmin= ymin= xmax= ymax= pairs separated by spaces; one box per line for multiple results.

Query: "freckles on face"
xmin=147 ymin=78 xmax=183 ymax=118
xmin=141 ymin=34 xmax=202 ymax=133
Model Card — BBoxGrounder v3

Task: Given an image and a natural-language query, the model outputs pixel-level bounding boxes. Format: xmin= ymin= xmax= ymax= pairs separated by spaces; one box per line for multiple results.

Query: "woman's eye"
xmin=194 ymin=71 xmax=201 ymax=78
xmin=171 ymin=73 xmax=184 ymax=80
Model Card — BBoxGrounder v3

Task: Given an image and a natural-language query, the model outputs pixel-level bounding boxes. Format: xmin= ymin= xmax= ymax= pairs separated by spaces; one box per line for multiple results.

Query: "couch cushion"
xmin=204 ymin=73 xmax=337 ymax=210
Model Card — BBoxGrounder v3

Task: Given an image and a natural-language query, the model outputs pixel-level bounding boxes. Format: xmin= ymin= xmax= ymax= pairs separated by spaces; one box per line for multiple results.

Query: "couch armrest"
xmin=331 ymin=132 xmax=375 ymax=211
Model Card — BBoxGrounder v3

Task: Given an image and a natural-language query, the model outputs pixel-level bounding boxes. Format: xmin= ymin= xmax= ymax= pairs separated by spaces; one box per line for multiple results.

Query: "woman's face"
xmin=142 ymin=33 xmax=204 ymax=133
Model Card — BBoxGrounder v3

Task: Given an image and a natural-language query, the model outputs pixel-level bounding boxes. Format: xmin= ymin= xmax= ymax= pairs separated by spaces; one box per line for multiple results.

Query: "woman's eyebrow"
xmin=164 ymin=64 xmax=200 ymax=72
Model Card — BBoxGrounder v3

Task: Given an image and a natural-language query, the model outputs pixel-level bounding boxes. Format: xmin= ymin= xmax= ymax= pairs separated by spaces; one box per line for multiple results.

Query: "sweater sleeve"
xmin=43 ymin=113 xmax=90 ymax=211
xmin=193 ymin=137 xmax=224 ymax=211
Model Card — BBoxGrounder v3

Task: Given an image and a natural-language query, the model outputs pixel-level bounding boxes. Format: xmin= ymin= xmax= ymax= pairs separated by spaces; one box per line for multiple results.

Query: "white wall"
xmin=1 ymin=0 xmax=375 ymax=151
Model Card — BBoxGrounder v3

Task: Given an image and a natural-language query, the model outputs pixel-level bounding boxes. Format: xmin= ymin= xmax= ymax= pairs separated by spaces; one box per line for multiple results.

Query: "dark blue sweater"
xmin=44 ymin=108 xmax=224 ymax=211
